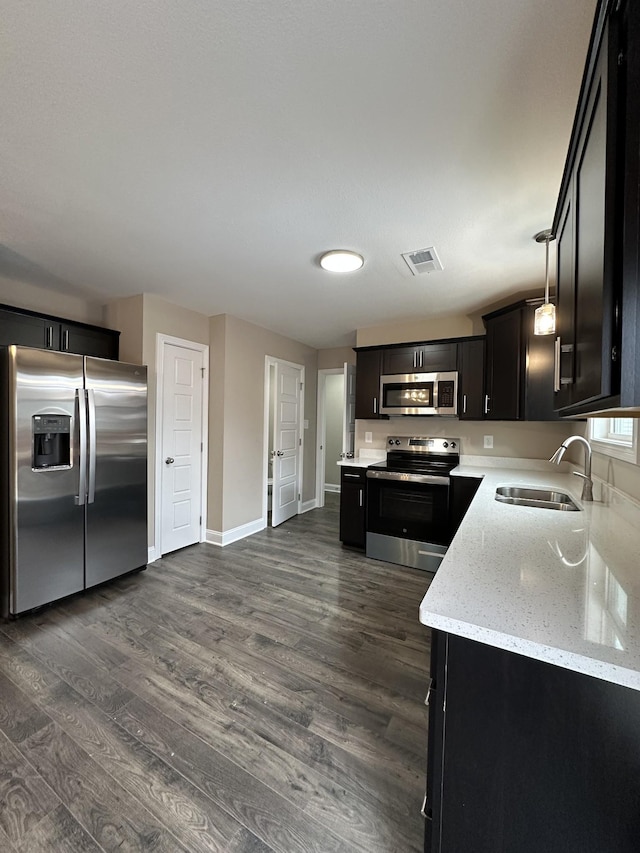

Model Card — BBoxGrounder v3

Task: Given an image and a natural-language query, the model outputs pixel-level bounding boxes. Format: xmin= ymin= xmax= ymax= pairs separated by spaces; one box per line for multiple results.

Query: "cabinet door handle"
xmin=373 ymin=397 xmax=377 ymax=415
xmin=462 ymin=394 xmax=467 ymax=415
xmin=484 ymin=394 xmax=490 ymax=414
xmin=419 ymin=350 xmax=423 ymax=368
xmin=359 ymin=488 xmax=363 ymax=507
xmin=420 ymin=794 xmax=430 ymax=819
xmin=46 ymin=326 xmax=53 ymax=348
xmin=63 ymin=329 xmax=70 ymax=351
xmin=554 ymin=336 xmax=561 ymax=392
xmin=344 ymin=472 xmax=360 ymax=478
xmin=424 ymin=677 xmax=433 ymax=706
xmin=560 ymin=343 xmax=574 ymax=386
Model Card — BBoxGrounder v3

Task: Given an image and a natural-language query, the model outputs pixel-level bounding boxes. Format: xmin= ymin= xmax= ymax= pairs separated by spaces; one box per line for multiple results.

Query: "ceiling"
xmin=1 ymin=0 xmax=597 ymax=349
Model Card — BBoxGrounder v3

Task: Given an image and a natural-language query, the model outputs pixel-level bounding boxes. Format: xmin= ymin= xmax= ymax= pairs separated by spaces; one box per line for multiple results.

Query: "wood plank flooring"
xmin=0 ymin=494 xmax=433 ymax=852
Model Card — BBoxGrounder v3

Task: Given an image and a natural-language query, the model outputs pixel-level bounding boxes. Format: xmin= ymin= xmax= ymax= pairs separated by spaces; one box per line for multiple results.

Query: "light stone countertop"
xmin=420 ymin=464 xmax=640 ymax=692
xmin=337 ymin=452 xmax=387 ymax=468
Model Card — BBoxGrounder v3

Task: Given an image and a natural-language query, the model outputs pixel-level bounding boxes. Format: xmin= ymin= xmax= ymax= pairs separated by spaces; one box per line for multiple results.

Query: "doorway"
xmin=264 ymin=356 xmax=304 ymax=527
xmin=155 ymin=334 xmax=209 ymax=557
xmin=316 ymin=363 xmax=356 ymax=509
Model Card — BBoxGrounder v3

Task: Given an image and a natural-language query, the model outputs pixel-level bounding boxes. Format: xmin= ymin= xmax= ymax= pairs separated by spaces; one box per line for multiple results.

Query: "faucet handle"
xmin=572 ymin=471 xmax=594 ymax=501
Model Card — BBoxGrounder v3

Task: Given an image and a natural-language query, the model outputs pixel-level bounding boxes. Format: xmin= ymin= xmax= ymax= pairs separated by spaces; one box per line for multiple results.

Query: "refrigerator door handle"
xmin=76 ymin=389 xmax=87 ymax=506
xmin=87 ymin=388 xmax=97 ymax=504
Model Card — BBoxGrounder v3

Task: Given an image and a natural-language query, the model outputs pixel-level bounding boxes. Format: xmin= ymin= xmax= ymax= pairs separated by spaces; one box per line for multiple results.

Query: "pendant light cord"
xmin=544 ymin=236 xmax=550 ymax=304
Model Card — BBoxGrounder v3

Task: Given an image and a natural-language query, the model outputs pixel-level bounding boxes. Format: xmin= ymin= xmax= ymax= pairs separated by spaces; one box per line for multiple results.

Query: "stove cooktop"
xmin=373 ymin=436 xmax=460 ymax=475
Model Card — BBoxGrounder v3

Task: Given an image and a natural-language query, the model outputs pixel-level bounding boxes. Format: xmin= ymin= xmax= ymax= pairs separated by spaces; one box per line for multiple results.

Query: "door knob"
xmin=165 ymin=457 xmax=175 ymax=465
xmin=276 ymin=450 xmax=284 ymax=457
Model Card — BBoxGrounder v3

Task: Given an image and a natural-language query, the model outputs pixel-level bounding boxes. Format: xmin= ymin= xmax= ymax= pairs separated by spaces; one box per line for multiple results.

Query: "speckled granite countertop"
xmin=336 ymin=453 xmax=386 ymax=468
xmin=419 ymin=465 xmax=640 ymax=691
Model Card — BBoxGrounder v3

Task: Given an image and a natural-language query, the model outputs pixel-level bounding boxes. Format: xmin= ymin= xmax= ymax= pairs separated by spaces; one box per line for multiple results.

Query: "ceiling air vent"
xmin=402 ymin=246 xmax=444 ymax=275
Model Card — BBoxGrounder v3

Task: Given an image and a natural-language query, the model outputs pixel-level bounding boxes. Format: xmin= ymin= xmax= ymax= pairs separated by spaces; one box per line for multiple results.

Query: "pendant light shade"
xmin=533 ymin=229 xmax=556 ymax=335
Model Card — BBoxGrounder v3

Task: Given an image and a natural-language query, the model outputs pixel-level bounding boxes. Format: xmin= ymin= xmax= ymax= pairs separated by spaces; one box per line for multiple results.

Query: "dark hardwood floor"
xmin=0 ymin=494 xmax=432 ymax=852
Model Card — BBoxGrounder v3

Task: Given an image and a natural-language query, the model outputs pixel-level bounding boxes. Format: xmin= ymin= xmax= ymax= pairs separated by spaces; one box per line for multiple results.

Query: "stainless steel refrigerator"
xmin=1 ymin=345 xmax=147 ymax=617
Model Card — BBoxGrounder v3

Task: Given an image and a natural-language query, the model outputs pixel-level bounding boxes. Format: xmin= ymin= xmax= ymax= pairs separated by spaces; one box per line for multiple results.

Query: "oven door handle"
xmin=366 ymin=471 xmax=450 ymax=485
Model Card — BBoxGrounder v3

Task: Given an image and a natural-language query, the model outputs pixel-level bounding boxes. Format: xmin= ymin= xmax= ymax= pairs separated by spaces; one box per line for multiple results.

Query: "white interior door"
xmin=271 ymin=362 xmax=301 ymax=527
xmin=160 ymin=343 xmax=204 ymax=554
xmin=342 ymin=362 xmax=356 ymax=459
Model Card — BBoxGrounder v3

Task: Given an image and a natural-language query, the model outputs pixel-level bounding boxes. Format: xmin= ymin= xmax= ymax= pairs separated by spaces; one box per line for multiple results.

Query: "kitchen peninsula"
xmin=419 ymin=465 xmax=640 ymax=853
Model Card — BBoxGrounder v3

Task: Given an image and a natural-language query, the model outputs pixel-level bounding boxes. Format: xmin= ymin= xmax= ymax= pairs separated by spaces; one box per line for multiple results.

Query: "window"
xmin=589 ymin=417 xmax=638 ymax=463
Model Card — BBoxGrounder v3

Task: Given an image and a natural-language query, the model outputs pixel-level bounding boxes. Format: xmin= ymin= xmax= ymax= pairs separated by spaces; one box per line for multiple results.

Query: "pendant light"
xmin=533 ymin=229 xmax=556 ymax=335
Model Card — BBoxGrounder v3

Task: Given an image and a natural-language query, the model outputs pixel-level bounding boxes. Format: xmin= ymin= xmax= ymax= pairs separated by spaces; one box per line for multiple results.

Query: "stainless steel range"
xmin=366 ymin=435 xmax=460 ymax=573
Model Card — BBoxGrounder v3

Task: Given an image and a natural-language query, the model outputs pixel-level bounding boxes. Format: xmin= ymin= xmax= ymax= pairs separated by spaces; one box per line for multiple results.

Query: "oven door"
xmin=366 ymin=471 xmax=451 ymax=545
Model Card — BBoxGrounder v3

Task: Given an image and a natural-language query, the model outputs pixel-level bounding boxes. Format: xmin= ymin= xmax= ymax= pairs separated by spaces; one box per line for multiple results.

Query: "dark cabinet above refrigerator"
xmin=0 ymin=303 xmax=120 ymax=359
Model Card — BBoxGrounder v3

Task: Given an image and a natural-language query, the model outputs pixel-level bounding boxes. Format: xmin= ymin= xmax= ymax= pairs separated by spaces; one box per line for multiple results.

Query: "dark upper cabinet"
xmin=553 ymin=0 xmax=640 ymax=415
xmin=355 ymin=348 xmax=384 ymax=419
xmin=483 ymin=299 xmax=559 ymax=421
xmin=0 ymin=308 xmax=51 ymax=349
xmin=381 ymin=341 xmax=457 ymax=374
xmin=0 ymin=304 xmax=119 ymax=359
xmin=457 ymin=337 xmax=486 ymax=419
xmin=59 ymin=323 xmax=119 ymax=359
xmin=484 ymin=306 xmax=522 ymax=420
xmin=339 ymin=467 xmax=366 ymax=548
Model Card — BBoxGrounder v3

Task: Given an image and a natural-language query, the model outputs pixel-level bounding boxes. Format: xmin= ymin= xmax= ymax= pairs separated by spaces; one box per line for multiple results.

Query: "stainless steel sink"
xmin=495 ymin=486 xmax=580 ymax=511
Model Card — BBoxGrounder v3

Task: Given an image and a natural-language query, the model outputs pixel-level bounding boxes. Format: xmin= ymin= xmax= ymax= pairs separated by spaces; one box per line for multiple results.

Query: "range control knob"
xmin=395 ymin=439 xmax=401 ymax=445
xmin=388 ymin=439 xmax=395 ymax=445
xmin=450 ymin=441 xmax=457 ymax=448
xmin=443 ymin=441 xmax=449 ymax=448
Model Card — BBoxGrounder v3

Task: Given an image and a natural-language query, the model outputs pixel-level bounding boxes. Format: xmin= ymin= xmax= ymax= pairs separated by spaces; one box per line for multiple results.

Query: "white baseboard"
xmin=324 ymin=483 xmax=340 ymax=493
xmin=300 ymin=498 xmax=317 ymax=513
xmin=147 ymin=545 xmax=160 ymax=564
xmin=206 ymin=517 xmax=265 ymax=547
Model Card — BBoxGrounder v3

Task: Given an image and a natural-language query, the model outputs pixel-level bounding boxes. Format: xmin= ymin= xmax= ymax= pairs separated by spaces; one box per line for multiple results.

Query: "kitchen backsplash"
xmin=355 ymin=418 xmax=576 ymax=461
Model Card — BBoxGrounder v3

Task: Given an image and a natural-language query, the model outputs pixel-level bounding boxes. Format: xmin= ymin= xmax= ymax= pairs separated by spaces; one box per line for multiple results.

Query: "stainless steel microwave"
xmin=379 ymin=371 xmax=458 ymax=416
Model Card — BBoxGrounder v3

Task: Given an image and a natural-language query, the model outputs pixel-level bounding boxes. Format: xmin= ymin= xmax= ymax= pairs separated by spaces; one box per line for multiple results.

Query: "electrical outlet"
xmin=484 ymin=435 xmax=494 ymax=449
xmin=365 ymin=431 xmax=373 ymax=443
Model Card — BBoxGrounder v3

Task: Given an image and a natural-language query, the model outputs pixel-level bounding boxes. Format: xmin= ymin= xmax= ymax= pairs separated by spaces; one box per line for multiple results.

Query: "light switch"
xmin=303 ymin=419 xmax=309 ymax=429
xmin=365 ymin=431 xmax=373 ymax=443
xmin=484 ymin=435 xmax=494 ymax=449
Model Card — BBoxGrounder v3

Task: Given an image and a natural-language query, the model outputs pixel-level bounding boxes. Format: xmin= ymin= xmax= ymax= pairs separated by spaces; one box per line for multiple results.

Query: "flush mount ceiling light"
xmin=533 ymin=229 xmax=557 ymax=335
xmin=319 ymin=250 xmax=364 ymax=272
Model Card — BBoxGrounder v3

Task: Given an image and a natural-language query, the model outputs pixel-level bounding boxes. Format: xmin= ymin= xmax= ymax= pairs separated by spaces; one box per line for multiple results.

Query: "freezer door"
xmin=7 ymin=347 xmax=85 ymax=614
xmin=84 ymin=357 xmax=147 ymax=587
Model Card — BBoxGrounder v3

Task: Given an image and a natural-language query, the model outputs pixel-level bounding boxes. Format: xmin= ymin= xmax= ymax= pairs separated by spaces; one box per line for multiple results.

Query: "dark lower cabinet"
xmin=339 ymin=467 xmax=366 ymax=548
xmin=425 ymin=630 xmax=640 ymax=853
xmin=0 ymin=304 xmax=119 ymax=359
xmin=449 ymin=476 xmax=481 ymax=537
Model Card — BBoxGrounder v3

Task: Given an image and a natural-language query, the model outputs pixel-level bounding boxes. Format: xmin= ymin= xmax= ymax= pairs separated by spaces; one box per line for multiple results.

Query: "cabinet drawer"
xmin=341 ymin=468 xmax=367 ymax=484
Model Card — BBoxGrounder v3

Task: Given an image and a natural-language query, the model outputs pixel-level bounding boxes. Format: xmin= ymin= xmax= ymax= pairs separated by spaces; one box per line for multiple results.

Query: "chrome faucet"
xmin=549 ymin=435 xmax=593 ymax=501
